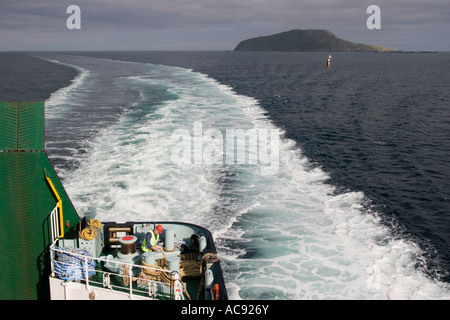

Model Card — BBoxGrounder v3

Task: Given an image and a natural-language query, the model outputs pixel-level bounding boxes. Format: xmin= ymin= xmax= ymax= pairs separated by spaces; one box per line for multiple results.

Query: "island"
xmin=233 ymin=29 xmax=399 ymax=52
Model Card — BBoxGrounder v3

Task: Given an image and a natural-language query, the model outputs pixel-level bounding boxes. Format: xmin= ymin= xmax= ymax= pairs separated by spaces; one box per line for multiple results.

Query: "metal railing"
xmin=50 ymin=205 xmax=60 ymax=243
xmin=49 ymin=242 xmax=185 ymax=300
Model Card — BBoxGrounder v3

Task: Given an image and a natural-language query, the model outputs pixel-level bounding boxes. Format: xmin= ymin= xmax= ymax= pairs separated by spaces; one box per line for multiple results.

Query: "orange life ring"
xmin=212 ymin=283 xmax=220 ymax=300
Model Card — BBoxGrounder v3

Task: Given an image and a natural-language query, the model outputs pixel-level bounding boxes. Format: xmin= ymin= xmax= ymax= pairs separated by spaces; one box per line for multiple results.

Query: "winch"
xmin=104 ymin=235 xmax=141 ymax=274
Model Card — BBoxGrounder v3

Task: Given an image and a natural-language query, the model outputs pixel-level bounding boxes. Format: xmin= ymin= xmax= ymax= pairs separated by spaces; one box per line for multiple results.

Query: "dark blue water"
xmin=1 ymin=51 xmax=449 ymax=299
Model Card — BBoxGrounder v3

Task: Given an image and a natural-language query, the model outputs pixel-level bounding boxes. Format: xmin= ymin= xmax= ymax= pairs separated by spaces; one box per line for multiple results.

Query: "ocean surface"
xmin=1 ymin=51 xmax=449 ymax=300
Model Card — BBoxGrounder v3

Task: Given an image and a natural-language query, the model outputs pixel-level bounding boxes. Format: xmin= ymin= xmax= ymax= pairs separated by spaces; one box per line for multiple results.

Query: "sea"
xmin=1 ymin=51 xmax=449 ymax=300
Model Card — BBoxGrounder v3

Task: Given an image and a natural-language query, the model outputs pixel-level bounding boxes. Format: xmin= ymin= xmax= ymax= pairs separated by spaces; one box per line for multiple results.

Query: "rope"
xmin=139 ymin=259 xmax=191 ymax=300
xmin=154 ymin=245 xmax=168 ymax=260
xmin=79 ymin=219 xmax=102 ymax=240
xmin=122 ymin=265 xmax=134 ymax=287
xmin=195 ymin=253 xmax=220 ymax=300
xmin=180 ymin=253 xmax=202 ymax=278
xmin=54 ymin=247 xmax=97 ymax=281
xmin=122 ymin=246 xmax=219 ymax=300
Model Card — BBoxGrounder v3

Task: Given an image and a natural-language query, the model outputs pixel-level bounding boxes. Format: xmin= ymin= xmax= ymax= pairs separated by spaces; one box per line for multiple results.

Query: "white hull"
xmin=49 ymin=277 xmax=152 ymax=300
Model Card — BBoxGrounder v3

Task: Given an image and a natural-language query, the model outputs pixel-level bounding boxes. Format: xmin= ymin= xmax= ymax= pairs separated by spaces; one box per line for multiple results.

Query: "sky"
xmin=1 ymin=0 xmax=449 ymax=51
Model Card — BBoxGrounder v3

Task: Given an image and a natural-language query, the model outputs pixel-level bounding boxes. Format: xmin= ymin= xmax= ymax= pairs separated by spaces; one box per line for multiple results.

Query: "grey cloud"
xmin=1 ymin=0 xmax=449 ymax=51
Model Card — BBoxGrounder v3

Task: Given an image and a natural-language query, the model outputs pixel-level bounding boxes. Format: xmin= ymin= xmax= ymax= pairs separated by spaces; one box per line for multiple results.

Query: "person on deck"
xmin=142 ymin=225 xmax=163 ymax=252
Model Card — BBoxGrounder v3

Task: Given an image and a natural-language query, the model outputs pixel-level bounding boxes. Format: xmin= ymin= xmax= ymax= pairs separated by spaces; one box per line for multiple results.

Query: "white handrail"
xmin=50 ymin=205 xmax=60 ymax=243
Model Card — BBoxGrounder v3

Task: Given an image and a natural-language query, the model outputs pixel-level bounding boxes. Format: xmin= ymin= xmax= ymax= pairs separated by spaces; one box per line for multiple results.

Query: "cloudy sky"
xmin=1 ymin=0 xmax=449 ymax=51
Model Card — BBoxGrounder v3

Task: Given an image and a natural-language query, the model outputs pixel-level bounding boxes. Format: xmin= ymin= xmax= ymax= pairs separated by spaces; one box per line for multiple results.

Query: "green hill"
xmin=234 ymin=29 xmax=399 ymax=52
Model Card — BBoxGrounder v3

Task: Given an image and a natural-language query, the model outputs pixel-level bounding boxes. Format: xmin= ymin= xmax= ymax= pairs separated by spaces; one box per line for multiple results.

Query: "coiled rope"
xmin=137 ymin=258 xmax=192 ymax=300
xmin=79 ymin=219 xmax=102 ymax=240
xmin=136 ymin=250 xmax=219 ymax=300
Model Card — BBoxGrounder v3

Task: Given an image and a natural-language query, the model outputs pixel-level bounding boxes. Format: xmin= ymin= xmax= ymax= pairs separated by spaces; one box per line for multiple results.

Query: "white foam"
xmin=51 ymin=55 xmax=450 ymax=300
xmin=41 ymin=57 xmax=91 ymax=119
